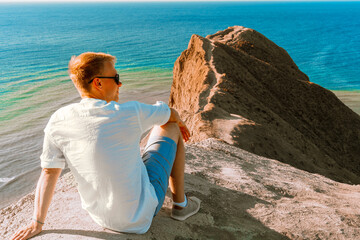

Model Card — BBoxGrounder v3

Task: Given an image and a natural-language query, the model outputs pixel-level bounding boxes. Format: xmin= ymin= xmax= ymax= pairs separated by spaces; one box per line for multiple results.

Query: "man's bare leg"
xmin=169 ymin=134 xmax=185 ymax=203
xmin=148 ymin=122 xmax=185 ymax=203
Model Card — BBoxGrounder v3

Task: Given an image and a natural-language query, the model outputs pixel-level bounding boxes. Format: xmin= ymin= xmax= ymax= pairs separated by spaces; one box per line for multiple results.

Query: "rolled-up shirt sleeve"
xmin=40 ymin=131 xmax=66 ymax=169
xmin=136 ymin=101 xmax=171 ymax=133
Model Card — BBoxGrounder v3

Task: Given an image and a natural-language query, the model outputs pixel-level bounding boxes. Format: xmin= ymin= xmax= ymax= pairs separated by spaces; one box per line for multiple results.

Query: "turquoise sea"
xmin=0 ymin=1 xmax=359 ymax=209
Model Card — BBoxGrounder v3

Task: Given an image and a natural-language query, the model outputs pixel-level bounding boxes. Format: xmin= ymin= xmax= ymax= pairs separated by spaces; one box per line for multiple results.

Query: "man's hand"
xmin=177 ymin=118 xmax=190 ymax=142
xmin=10 ymin=168 xmax=61 ymax=240
xmin=10 ymin=221 xmax=42 ymax=240
xmin=168 ymin=108 xmax=191 ymax=142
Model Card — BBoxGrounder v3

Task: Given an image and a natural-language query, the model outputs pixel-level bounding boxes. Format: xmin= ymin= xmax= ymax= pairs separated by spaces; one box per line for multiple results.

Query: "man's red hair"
xmin=68 ymin=52 xmax=116 ymax=93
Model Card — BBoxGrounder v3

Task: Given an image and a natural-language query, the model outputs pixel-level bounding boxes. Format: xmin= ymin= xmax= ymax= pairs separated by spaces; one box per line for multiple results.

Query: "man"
xmin=11 ymin=52 xmax=201 ymax=240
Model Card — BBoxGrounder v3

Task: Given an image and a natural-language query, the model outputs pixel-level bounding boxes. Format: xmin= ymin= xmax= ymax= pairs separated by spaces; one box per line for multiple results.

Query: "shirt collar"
xmin=80 ymin=97 xmax=106 ymax=104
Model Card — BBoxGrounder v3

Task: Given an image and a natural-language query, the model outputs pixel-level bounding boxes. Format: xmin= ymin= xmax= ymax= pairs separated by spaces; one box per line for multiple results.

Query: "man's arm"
xmin=10 ymin=168 xmax=62 ymax=240
xmin=165 ymin=108 xmax=191 ymax=142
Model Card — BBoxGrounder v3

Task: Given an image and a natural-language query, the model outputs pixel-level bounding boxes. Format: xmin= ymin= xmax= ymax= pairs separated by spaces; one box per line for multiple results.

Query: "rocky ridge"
xmin=169 ymin=26 xmax=360 ymax=184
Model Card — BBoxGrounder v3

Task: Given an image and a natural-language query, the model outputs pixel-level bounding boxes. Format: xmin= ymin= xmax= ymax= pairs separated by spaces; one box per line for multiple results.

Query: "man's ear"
xmin=93 ymin=78 xmax=102 ymax=89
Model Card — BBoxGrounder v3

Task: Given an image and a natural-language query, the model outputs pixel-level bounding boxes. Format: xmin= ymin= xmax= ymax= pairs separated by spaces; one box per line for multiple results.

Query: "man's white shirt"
xmin=40 ymin=98 xmax=171 ymax=234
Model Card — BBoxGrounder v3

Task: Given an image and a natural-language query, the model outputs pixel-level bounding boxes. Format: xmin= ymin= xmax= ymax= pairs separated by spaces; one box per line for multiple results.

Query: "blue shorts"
xmin=142 ymin=136 xmax=177 ymax=216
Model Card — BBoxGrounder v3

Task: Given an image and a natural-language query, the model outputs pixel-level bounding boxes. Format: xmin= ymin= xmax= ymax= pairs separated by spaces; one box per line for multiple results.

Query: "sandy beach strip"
xmin=331 ymin=90 xmax=360 ymax=116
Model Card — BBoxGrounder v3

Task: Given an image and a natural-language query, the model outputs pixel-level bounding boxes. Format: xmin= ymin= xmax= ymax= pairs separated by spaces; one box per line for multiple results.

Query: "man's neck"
xmin=81 ymin=92 xmax=106 ymax=102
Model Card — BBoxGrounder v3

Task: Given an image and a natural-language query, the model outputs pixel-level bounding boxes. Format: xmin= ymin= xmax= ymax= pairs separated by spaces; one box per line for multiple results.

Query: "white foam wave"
xmin=0 ymin=177 xmax=15 ymax=183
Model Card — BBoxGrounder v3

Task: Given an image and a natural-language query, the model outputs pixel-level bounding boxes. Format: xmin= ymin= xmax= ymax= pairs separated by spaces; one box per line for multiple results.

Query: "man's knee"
xmin=149 ymin=122 xmax=180 ymax=144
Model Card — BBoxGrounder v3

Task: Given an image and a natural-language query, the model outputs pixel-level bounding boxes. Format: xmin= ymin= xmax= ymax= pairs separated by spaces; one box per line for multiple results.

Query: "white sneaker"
xmin=170 ymin=196 xmax=201 ymax=221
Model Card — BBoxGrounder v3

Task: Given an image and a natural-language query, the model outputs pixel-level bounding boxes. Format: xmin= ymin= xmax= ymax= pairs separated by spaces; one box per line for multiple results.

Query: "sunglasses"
xmin=88 ymin=74 xmax=121 ymax=85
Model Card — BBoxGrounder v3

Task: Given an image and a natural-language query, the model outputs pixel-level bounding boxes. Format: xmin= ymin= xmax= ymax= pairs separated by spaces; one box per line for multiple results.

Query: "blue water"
xmin=0 ymin=1 xmax=359 ymax=209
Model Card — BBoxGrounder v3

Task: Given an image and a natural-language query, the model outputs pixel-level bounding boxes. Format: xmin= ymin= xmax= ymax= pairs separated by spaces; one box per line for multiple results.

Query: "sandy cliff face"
xmin=169 ymin=26 xmax=360 ymax=184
